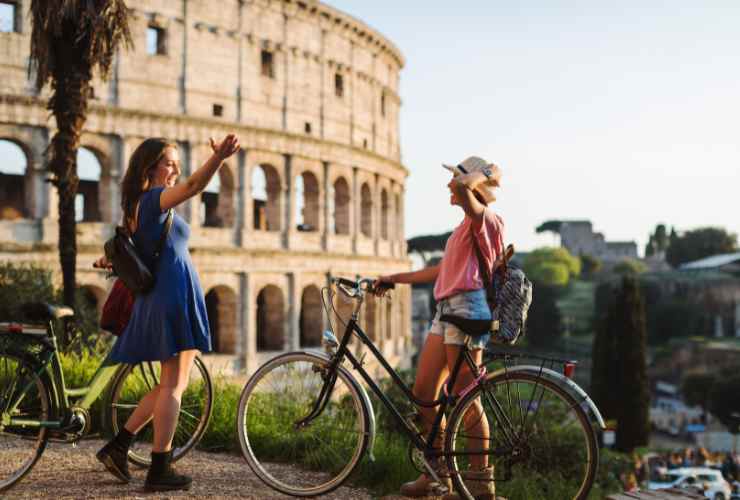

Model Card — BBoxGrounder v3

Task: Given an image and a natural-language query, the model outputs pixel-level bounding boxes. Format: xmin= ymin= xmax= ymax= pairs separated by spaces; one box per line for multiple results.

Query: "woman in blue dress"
xmin=94 ymin=134 xmax=240 ymax=491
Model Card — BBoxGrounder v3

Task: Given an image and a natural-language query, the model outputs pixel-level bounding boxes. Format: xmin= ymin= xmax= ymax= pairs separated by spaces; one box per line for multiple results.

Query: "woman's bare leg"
xmin=151 ymin=349 xmax=198 ymax=452
xmin=414 ymin=334 xmax=450 ymax=444
xmin=122 ymin=385 xmax=160 ymax=434
xmin=445 ymin=345 xmax=489 ymax=471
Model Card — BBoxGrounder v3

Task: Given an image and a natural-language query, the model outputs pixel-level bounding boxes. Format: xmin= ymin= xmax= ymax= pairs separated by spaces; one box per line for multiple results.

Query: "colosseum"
xmin=0 ymin=0 xmax=411 ymax=375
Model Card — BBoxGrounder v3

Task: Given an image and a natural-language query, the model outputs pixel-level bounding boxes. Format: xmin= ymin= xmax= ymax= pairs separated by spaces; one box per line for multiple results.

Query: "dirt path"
xmin=6 ymin=439 xmax=384 ymax=499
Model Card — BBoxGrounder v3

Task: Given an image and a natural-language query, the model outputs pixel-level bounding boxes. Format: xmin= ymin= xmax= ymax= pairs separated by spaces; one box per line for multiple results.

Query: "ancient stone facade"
xmin=558 ymin=220 xmax=638 ymax=261
xmin=0 ymin=0 xmax=411 ymax=374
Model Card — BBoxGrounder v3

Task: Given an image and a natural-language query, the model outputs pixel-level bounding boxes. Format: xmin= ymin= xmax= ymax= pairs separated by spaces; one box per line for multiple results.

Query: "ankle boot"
xmin=442 ymin=465 xmax=495 ymax=500
xmin=144 ymin=450 xmax=192 ymax=492
xmin=96 ymin=428 xmax=135 ymax=482
xmin=400 ymin=455 xmax=452 ymax=497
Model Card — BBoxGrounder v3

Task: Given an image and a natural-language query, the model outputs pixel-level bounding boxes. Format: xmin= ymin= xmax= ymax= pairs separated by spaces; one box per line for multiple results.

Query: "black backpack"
xmin=103 ymin=210 xmax=173 ymax=294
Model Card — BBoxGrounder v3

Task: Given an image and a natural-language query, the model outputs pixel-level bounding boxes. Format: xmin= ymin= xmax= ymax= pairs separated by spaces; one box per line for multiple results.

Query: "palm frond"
xmin=29 ymin=0 xmax=133 ymax=90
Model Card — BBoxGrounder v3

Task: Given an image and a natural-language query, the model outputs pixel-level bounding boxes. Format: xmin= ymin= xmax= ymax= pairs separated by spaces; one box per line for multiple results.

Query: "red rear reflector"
xmin=8 ymin=323 xmax=23 ymax=333
xmin=564 ymin=362 xmax=576 ymax=379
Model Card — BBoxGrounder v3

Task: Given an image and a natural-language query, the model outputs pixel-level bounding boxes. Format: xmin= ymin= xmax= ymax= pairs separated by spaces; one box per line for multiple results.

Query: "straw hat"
xmin=442 ymin=156 xmax=499 ymax=204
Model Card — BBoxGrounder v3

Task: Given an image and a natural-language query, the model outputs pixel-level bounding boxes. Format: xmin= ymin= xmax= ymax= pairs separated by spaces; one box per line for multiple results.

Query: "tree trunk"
xmin=47 ymin=22 xmax=93 ymax=346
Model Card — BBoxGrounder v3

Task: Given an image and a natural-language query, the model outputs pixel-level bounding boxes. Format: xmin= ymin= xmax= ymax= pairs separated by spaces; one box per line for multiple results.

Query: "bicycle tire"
xmin=0 ymin=353 xmax=51 ymax=492
xmin=107 ymin=355 xmax=213 ymax=467
xmin=237 ymin=351 xmax=370 ymax=497
xmin=445 ymin=371 xmax=598 ymax=500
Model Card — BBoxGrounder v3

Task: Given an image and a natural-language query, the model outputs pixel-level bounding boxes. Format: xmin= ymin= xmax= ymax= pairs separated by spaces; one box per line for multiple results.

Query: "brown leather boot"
xmin=442 ymin=465 xmax=495 ymax=500
xmin=400 ymin=472 xmax=452 ymax=497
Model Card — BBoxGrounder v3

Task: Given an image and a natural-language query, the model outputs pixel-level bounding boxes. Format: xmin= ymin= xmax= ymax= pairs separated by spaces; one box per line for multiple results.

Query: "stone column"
xmin=351 ymin=166 xmax=359 ymax=253
xmin=283 ymin=153 xmax=294 ymax=248
xmin=242 ymin=272 xmax=256 ymax=375
xmin=287 ymin=272 xmax=300 ymax=351
xmin=373 ymin=173 xmax=380 ymax=255
xmin=241 ymin=149 xmax=253 ymax=244
xmin=322 ymin=161 xmax=331 ymax=251
xmin=235 ymin=148 xmax=247 ymax=245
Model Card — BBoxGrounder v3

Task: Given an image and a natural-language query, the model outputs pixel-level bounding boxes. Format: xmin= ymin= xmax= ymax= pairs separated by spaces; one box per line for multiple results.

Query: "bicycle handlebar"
xmin=331 ymin=277 xmax=395 ymax=297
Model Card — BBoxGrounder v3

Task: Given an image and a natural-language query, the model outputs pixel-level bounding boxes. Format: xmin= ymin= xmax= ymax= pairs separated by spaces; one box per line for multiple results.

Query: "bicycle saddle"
xmin=21 ymin=302 xmax=75 ymax=321
xmin=439 ymin=314 xmax=496 ymax=337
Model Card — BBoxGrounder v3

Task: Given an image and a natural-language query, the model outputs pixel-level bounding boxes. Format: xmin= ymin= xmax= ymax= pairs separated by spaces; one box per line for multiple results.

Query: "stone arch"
xmin=394 ymin=192 xmax=402 ymax=240
xmin=205 ymin=285 xmax=238 ymax=354
xmin=256 ymin=284 xmax=285 ymax=351
xmin=80 ymin=284 xmax=106 ymax=320
xmin=360 ymin=182 xmax=373 ymax=237
xmin=380 ymin=188 xmax=389 ymax=240
xmin=333 ymin=176 xmax=350 ymax=235
xmin=295 ymin=171 xmax=320 ymax=232
xmin=331 ymin=282 xmax=355 ymax=344
xmin=252 ymin=164 xmax=282 ymax=231
xmin=76 ymin=146 xmax=103 ymax=222
xmin=299 ymin=285 xmax=322 ymax=347
xmin=0 ymin=139 xmax=29 ymax=220
xmin=201 ymin=164 xmax=236 ymax=228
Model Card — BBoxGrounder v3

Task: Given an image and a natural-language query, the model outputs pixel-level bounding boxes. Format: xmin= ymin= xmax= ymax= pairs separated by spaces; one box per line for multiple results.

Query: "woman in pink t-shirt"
xmin=375 ymin=156 xmax=504 ymax=499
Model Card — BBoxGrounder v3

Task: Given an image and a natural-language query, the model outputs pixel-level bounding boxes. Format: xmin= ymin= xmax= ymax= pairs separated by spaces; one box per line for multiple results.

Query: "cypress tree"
xmin=590 ymin=281 xmax=620 ymax=421
xmin=614 ymin=276 xmax=651 ymax=452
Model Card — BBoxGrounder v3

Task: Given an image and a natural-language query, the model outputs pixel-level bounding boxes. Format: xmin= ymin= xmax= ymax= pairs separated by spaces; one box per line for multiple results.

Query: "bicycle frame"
xmin=305 ymin=310 xmax=510 ymax=462
xmin=5 ymin=319 xmax=126 ymax=431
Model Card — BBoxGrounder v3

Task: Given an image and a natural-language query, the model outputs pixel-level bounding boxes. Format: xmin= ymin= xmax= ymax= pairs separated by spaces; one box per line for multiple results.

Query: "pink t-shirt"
xmin=433 ymin=210 xmax=505 ymax=301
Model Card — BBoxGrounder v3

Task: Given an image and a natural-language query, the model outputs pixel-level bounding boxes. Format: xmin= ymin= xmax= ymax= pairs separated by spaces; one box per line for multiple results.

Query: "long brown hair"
xmin=120 ymin=138 xmax=177 ymax=233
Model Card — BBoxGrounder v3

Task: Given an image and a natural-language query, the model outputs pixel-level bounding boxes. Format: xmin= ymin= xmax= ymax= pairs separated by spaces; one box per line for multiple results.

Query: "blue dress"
xmin=110 ymin=187 xmax=212 ymax=363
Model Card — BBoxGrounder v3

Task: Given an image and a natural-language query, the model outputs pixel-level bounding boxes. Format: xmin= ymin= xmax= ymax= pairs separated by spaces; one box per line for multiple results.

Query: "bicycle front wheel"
xmin=237 ymin=352 xmax=370 ymax=497
xmin=0 ymin=353 xmax=51 ymax=492
xmin=446 ymin=371 xmax=598 ymax=500
xmin=107 ymin=355 xmax=213 ymax=467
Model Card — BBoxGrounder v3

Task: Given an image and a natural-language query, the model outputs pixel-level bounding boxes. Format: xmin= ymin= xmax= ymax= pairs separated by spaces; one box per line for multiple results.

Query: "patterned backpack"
xmin=473 ymin=241 xmax=533 ymax=344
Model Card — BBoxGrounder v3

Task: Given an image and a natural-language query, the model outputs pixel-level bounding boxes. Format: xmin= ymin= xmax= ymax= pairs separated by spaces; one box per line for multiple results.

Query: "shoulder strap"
xmin=153 ymin=209 xmax=173 ymax=260
xmin=469 ymin=224 xmax=492 ymax=285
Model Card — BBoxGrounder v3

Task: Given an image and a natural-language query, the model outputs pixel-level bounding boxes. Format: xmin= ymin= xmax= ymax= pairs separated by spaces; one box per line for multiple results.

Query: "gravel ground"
xmin=4 ymin=439 xmax=391 ymax=499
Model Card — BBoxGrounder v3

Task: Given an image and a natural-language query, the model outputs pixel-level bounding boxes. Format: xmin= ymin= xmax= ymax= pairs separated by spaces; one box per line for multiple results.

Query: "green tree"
xmin=591 ymin=278 xmax=650 ymax=452
xmin=614 ymin=276 xmax=650 ymax=452
xmin=682 ymin=372 xmax=716 ymax=418
xmin=523 ymin=247 xmax=581 ymax=287
xmin=708 ymin=366 xmax=740 ymax=434
xmin=645 ymin=224 xmax=669 ymax=257
xmin=29 ymin=1 xmax=132 ymax=318
xmin=580 ymin=254 xmax=602 ymax=280
xmin=665 ymin=227 xmax=738 ymax=268
xmin=525 ymin=284 xmax=562 ymax=348
xmin=613 ymin=258 xmax=647 ymax=276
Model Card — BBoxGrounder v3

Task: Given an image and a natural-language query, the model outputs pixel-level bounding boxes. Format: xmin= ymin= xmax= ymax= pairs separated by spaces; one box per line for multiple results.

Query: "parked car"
xmin=648 ymin=467 xmax=731 ymax=500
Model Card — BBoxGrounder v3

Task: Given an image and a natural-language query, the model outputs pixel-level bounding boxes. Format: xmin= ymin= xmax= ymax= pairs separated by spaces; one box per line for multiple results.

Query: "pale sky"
xmin=329 ymin=1 xmax=740 ymax=254
xmin=2 ymin=2 xmax=737 ymax=256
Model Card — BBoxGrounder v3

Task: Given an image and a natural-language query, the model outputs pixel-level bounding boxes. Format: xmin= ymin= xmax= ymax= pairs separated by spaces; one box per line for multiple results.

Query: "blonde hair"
xmin=120 ymin=138 xmax=177 ymax=233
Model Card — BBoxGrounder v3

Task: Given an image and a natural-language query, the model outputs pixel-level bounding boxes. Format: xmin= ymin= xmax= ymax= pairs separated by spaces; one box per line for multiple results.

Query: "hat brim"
xmin=442 ymin=164 xmax=463 ymax=175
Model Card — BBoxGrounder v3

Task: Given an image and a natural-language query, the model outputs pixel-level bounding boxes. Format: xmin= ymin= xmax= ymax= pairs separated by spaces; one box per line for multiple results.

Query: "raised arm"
xmin=159 ymin=134 xmax=240 ymax=211
xmin=449 ymin=169 xmax=499 ymax=225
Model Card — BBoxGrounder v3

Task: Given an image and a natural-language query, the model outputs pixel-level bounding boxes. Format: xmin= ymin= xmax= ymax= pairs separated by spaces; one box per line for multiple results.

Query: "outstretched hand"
xmin=209 ymin=134 xmax=240 ymax=161
xmin=372 ymin=276 xmax=394 ymax=297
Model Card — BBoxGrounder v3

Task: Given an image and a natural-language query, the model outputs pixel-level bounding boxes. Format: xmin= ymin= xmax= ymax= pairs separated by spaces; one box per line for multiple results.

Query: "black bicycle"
xmin=236 ymin=277 xmax=605 ymax=499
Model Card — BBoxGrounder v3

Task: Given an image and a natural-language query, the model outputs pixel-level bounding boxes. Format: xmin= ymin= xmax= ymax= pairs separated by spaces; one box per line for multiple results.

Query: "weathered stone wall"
xmin=0 ymin=0 xmax=411 ymax=374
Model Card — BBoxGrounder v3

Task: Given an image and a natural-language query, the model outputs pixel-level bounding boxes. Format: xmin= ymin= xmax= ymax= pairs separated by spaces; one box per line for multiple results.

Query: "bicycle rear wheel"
xmin=107 ymin=355 xmax=213 ymax=467
xmin=237 ymin=352 xmax=369 ymax=497
xmin=0 ymin=353 xmax=51 ymax=492
xmin=446 ymin=371 xmax=598 ymax=500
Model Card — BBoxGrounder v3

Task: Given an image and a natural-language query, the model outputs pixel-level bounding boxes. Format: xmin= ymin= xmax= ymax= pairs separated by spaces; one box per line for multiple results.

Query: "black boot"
xmin=144 ymin=450 xmax=192 ymax=492
xmin=96 ymin=428 xmax=135 ymax=483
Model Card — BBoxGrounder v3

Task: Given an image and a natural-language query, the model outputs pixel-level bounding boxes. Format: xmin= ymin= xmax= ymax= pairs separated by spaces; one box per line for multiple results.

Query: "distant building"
xmin=546 ymin=220 xmax=638 ymax=261
xmin=680 ymin=252 xmax=740 ymax=275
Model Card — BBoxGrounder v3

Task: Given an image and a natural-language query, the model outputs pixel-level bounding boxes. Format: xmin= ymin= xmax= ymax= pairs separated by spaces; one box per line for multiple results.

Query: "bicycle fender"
xmin=488 ymin=366 xmax=606 ymax=430
xmin=299 ymin=351 xmax=377 ymax=462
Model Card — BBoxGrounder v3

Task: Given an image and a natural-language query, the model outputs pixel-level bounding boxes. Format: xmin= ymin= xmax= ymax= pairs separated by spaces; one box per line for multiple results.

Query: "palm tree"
xmin=29 ymin=1 xmax=132 ymax=319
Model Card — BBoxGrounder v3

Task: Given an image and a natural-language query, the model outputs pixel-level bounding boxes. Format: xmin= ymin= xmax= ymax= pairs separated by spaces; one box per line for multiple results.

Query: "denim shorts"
xmin=429 ymin=288 xmax=492 ymax=350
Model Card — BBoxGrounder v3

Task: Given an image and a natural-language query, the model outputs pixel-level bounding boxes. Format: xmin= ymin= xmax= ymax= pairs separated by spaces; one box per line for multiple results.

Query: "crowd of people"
xmin=620 ymin=447 xmax=740 ymax=494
